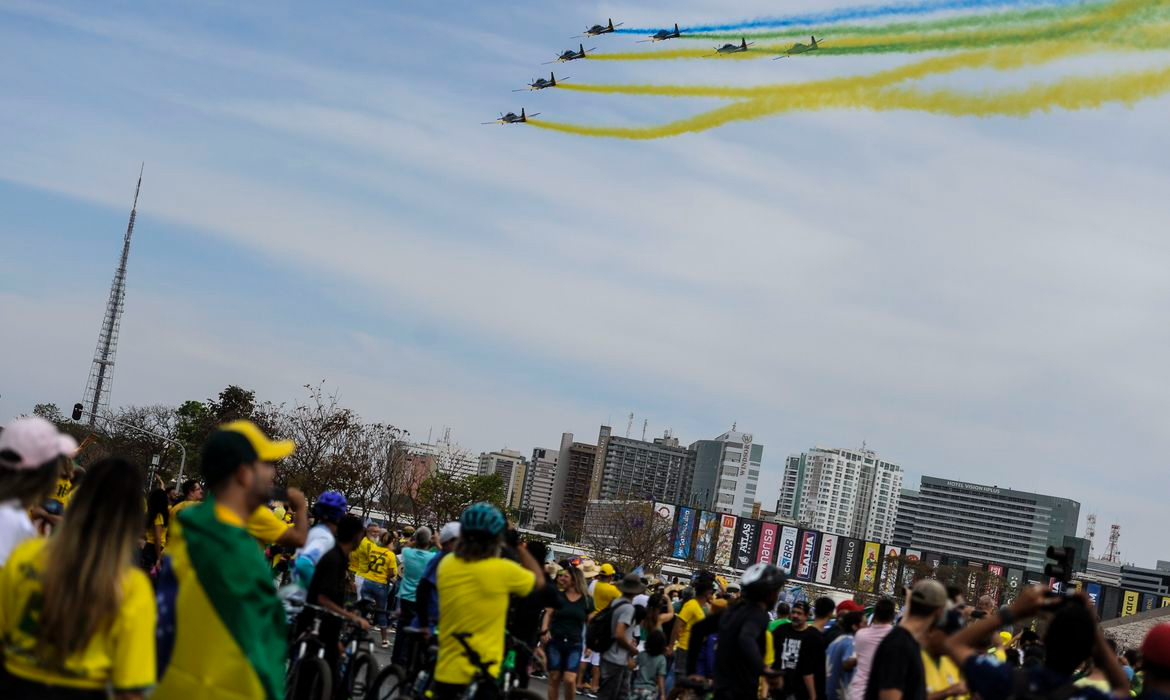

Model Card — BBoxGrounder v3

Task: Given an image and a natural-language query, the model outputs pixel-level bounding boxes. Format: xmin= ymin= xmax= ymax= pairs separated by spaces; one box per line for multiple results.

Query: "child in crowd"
xmin=633 ymin=629 xmax=668 ymax=700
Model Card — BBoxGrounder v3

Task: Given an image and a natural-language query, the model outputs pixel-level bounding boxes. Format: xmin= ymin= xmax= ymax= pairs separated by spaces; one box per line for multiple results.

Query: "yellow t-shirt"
xmin=674 ymin=598 xmax=706 ymax=651
xmin=593 ymin=580 xmax=621 ymax=613
xmin=245 ymin=506 xmax=290 ymax=545
xmin=435 ymin=555 xmax=536 ymax=685
xmin=365 ymin=544 xmax=394 ymax=585
xmin=145 ymin=512 xmax=168 ymax=547
xmin=350 ymin=537 xmax=374 ymax=576
xmin=922 ymin=651 xmax=968 ymax=700
xmin=52 ymin=478 xmax=74 ymax=508
xmin=170 ymin=499 xmax=199 ymax=521
xmin=0 ymin=538 xmax=156 ymax=691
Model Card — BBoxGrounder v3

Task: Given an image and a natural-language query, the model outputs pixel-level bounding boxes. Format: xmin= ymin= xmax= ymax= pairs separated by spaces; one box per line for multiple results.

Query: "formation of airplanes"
xmin=489 ymin=19 xmax=824 ymax=124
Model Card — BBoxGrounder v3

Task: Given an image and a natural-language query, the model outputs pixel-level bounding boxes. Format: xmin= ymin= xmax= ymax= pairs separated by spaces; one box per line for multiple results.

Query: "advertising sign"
xmin=900 ymin=549 xmax=922 ymax=588
xmin=795 ymin=530 xmax=819 ymax=581
xmin=1142 ymin=593 xmax=1158 ymax=612
xmin=1122 ymin=590 xmax=1140 ymax=617
xmin=778 ymin=526 xmax=800 ymax=573
xmin=879 ymin=545 xmax=902 ymax=596
xmin=757 ymin=522 xmax=778 ymax=565
xmin=922 ymin=552 xmax=943 ymax=571
xmin=1162 ymin=597 xmax=1170 ymax=608
xmin=858 ymin=542 xmax=881 ymax=592
xmin=672 ymin=507 xmax=696 ymax=559
xmin=731 ymin=518 xmax=760 ymax=570
xmin=816 ymin=534 xmax=839 ymax=585
xmin=714 ymin=514 xmax=738 ymax=567
xmin=834 ymin=537 xmax=862 ymax=587
xmin=653 ymin=502 xmax=676 ymax=528
xmin=986 ymin=564 xmax=1005 ymax=605
xmin=1085 ymin=582 xmax=1103 ymax=611
xmin=693 ymin=511 xmax=720 ymax=564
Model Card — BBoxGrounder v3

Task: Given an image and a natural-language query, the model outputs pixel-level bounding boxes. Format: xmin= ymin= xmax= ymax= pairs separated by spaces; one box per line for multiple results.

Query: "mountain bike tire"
xmin=346 ymin=651 xmax=379 ymax=699
xmin=504 ymin=690 xmax=545 ymax=700
xmin=365 ymin=663 xmax=407 ymax=700
xmin=288 ymin=656 xmax=332 ymax=700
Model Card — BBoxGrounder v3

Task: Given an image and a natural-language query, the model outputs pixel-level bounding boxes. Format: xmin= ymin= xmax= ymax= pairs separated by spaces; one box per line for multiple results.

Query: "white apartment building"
xmin=777 ymin=446 xmax=903 ymax=542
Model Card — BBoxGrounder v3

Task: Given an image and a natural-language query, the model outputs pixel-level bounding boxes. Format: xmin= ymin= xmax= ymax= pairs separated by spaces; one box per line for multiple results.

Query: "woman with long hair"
xmin=0 ymin=457 xmax=156 ymax=699
xmin=542 ymin=565 xmax=592 ymax=700
xmin=141 ymin=486 xmax=170 ymax=572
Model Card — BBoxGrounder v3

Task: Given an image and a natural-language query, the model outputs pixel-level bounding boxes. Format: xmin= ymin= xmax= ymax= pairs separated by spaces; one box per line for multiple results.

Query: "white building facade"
xmin=777 ymin=446 xmax=903 ymax=542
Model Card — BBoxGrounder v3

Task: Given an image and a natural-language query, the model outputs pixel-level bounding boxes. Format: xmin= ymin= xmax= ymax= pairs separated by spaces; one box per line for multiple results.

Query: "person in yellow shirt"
xmin=363 ymin=530 xmax=396 ymax=648
xmin=350 ymin=522 xmax=381 ymax=601
xmin=142 ymin=486 xmax=171 ymax=573
xmin=432 ymin=502 xmax=544 ymax=699
xmin=154 ymin=421 xmax=293 ymax=700
xmin=0 ymin=457 xmax=157 ymax=698
xmin=671 ymin=576 xmax=715 ymax=685
xmin=923 ymin=613 xmax=968 ymax=700
xmin=170 ymin=479 xmax=204 ymax=519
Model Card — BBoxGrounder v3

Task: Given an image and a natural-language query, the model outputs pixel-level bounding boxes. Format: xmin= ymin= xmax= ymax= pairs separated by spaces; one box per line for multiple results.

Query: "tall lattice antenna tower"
xmin=1084 ymin=513 xmax=1097 ymax=558
xmin=81 ymin=165 xmax=143 ymax=426
xmin=1104 ymin=523 xmax=1122 ymax=563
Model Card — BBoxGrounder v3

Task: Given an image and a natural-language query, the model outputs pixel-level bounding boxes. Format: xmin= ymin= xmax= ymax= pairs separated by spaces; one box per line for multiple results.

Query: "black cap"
xmin=201 ymin=430 xmax=258 ymax=486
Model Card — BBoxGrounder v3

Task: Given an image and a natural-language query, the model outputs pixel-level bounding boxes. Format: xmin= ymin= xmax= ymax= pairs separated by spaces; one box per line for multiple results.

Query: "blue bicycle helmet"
xmin=313 ymin=491 xmax=348 ymax=520
xmin=460 ymin=501 xmax=505 ymax=536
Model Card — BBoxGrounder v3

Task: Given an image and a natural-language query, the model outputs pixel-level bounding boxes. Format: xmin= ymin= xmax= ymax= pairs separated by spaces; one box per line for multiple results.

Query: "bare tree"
xmin=582 ymin=501 xmax=674 ymax=575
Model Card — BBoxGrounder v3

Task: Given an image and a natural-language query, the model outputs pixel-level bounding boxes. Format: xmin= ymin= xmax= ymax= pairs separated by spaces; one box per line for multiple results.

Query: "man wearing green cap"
xmin=155 ymin=421 xmax=295 ymax=700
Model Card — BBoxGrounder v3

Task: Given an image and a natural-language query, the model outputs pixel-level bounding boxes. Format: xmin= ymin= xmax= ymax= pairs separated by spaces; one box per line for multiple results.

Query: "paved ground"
xmin=370 ymin=643 xmax=556 ymax=697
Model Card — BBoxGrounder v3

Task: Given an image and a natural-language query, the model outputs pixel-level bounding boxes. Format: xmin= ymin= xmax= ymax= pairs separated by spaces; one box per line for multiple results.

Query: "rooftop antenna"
xmin=1104 ymin=522 xmax=1121 ymax=563
xmin=626 ymin=412 xmax=634 ymax=439
xmin=1084 ymin=513 xmax=1097 ymax=558
xmin=641 ymin=418 xmax=648 ymax=441
xmin=81 ymin=164 xmax=143 ymax=426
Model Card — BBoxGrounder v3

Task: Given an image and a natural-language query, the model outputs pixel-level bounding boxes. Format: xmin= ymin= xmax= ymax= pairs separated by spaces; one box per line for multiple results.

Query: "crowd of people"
xmin=2 ymin=414 xmax=1170 ymax=700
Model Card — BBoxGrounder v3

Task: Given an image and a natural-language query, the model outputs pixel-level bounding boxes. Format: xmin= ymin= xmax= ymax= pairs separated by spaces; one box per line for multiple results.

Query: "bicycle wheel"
xmin=365 ymin=663 xmax=407 ymax=700
xmin=288 ymin=656 xmax=333 ymax=700
xmin=347 ymin=650 xmax=379 ymax=698
xmin=504 ymin=689 xmax=545 ymax=700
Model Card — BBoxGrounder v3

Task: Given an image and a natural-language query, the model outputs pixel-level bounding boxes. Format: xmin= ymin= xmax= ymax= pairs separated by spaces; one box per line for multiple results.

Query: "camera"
xmin=1042 ymin=546 xmax=1084 ymax=609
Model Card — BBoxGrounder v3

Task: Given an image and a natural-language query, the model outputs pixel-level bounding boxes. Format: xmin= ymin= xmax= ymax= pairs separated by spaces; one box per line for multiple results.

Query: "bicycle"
xmin=450 ymin=631 xmax=544 ymax=700
xmin=341 ymin=611 xmax=382 ymax=699
xmin=365 ymin=625 xmax=434 ymax=700
xmin=286 ymin=603 xmax=337 ymax=700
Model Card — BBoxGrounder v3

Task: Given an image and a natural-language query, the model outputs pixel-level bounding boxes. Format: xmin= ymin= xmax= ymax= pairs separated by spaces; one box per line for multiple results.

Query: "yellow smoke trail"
xmin=531 ymin=63 xmax=1170 ymax=138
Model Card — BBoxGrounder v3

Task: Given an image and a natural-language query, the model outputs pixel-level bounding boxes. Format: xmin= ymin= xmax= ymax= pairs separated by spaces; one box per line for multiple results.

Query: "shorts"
xmin=547 ymin=638 xmax=582 ymax=673
xmin=674 ymin=648 xmax=688 ymax=677
xmin=632 ymin=688 xmax=659 ymax=700
xmin=590 ymin=650 xmax=601 ymax=666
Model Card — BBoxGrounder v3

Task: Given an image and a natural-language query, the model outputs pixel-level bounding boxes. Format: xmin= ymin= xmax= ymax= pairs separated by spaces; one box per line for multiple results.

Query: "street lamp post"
xmin=71 ymin=403 xmax=188 ymax=485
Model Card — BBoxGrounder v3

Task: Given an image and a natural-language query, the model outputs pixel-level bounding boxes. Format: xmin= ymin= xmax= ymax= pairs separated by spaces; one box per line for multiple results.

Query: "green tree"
xmin=413 ymin=472 xmax=506 ymax=529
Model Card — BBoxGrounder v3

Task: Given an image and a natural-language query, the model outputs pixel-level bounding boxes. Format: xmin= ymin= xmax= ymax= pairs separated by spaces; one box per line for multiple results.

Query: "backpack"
xmin=586 ymin=599 xmax=631 ymax=652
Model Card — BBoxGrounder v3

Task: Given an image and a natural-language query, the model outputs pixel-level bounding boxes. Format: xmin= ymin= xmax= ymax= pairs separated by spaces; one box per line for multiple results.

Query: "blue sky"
xmin=2 ymin=0 xmax=1169 ymax=565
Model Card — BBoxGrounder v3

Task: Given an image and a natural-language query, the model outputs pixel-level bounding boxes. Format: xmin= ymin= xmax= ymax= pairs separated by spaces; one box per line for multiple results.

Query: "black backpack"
xmin=586 ymin=599 xmax=631 ymax=652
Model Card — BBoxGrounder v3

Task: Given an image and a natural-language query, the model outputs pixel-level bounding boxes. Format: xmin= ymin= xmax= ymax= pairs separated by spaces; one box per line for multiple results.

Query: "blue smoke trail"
xmin=614 ymin=0 xmax=1089 ymax=33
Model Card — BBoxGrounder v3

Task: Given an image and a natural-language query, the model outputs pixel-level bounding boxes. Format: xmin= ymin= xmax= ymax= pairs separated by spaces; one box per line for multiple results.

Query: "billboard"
xmin=756 ymin=522 xmax=778 ymax=565
xmin=1142 ymin=593 xmax=1158 ymax=612
xmin=795 ymin=530 xmax=819 ymax=581
xmin=778 ymin=526 xmax=800 ymax=573
xmin=714 ymin=514 xmax=738 ymax=567
xmin=693 ymin=511 xmax=720 ymax=564
xmin=1122 ymin=590 xmax=1140 ymax=617
xmin=816 ymin=534 xmax=839 ymax=585
xmin=878 ymin=545 xmax=902 ymax=596
xmin=834 ymin=537 xmax=863 ymax=587
xmin=858 ymin=542 xmax=881 ymax=592
xmin=672 ymin=507 xmax=696 ymax=559
xmin=901 ymin=549 xmax=923 ymax=588
xmin=1162 ymin=597 xmax=1170 ymax=608
xmin=1085 ymin=582 xmax=1103 ymax=611
xmin=985 ymin=564 xmax=1005 ymax=605
xmin=653 ymin=502 xmax=676 ymax=528
xmin=732 ymin=518 xmax=761 ymax=570
xmin=1004 ymin=568 xmax=1024 ymax=605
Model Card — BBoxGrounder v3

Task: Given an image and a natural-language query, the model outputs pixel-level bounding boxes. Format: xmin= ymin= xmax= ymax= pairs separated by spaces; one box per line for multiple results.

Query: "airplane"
xmin=713 ymin=37 xmax=754 ymax=55
xmin=513 ymin=72 xmax=567 ymax=92
xmin=482 ymin=108 xmax=539 ymax=125
xmin=639 ymin=23 xmax=681 ymax=42
xmin=774 ymin=36 xmax=824 ymax=59
xmin=577 ymin=18 xmax=623 ymax=37
xmin=545 ymin=44 xmax=595 ymax=64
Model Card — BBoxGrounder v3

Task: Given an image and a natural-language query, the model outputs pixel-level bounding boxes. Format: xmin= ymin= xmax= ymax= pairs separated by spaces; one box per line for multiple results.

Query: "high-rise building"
xmin=776 ymin=446 xmax=903 ymax=542
xmin=478 ymin=449 xmax=527 ymax=509
xmin=891 ymin=487 xmax=921 ymax=548
xmin=896 ymin=476 xmax=1081 ymax=571
xmin=690 ymin=428 xmax=763 ymax=517
xmin=594 ymin=426 xmax=696 ymax=505
xmin=520 ymin=447 xmax=558 ymax=527
xmin=549 ymin=433 xmax=598 ymax=537
xmin=408 ymin=436 xmax=478 ymax=479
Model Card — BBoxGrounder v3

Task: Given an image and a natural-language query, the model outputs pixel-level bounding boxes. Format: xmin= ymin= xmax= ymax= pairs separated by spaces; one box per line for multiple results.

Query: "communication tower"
xmin=1103 ymin=523 xmax=1122 ymax=563
xmin=81 ymin=165 xmax=143 ymax=426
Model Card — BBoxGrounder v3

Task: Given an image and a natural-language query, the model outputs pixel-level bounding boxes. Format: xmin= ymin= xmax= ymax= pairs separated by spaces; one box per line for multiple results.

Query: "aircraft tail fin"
xmin=674 ymin=23 xmax=680 ymax=35
xmin=550 ymin=71 xmax=556 ymax=85
xmin=521 ymin=108 xmax=526 ymax=120
xmin=608 ymin=18 xmax=614 ymax=30
xmin=741 ymin=37 xmax=747 ymax=49
xmin=811 ymin=35 xmax=818 ymax=47
xmin=580 ymin=43 xmax=585 ymax=56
